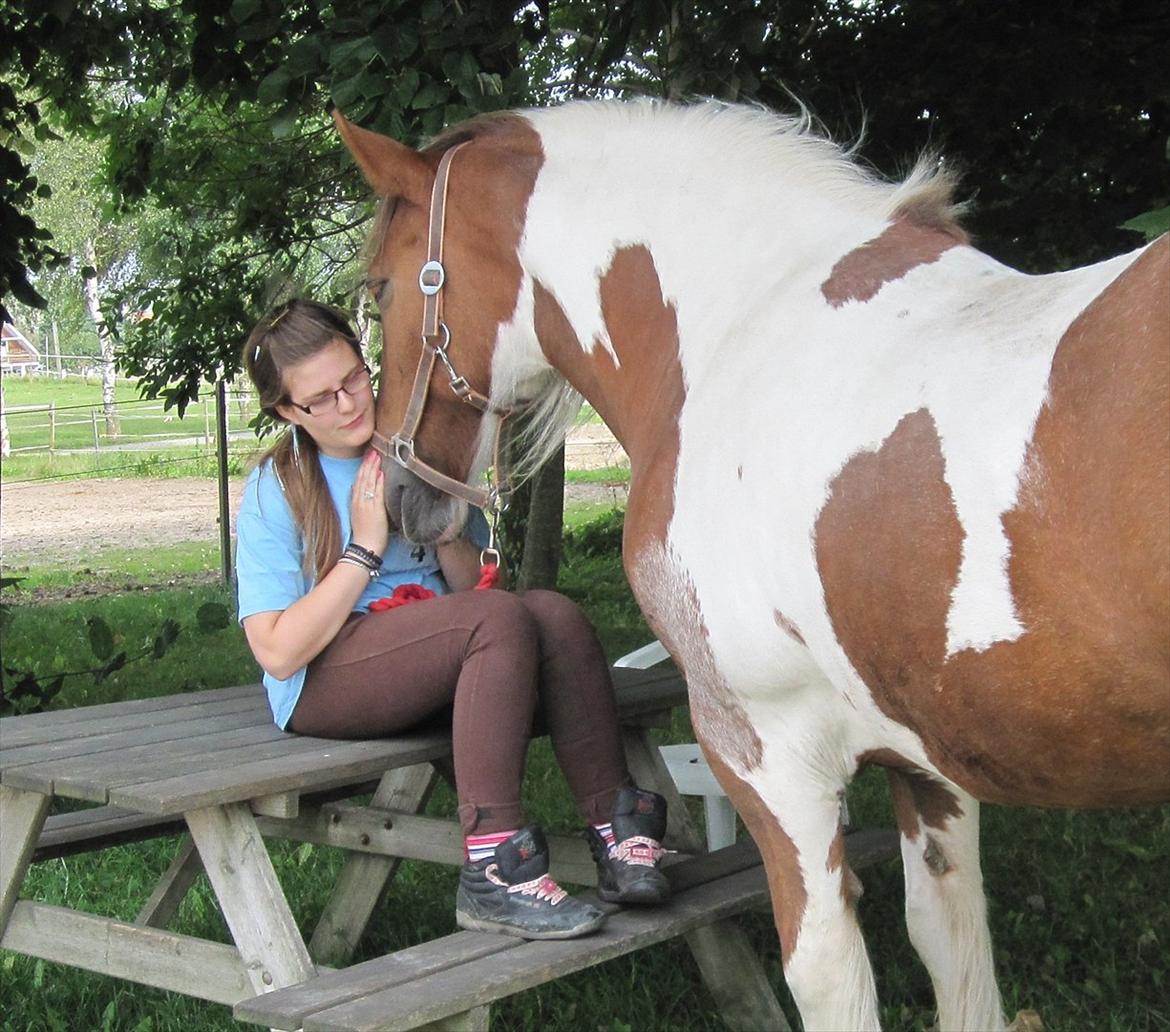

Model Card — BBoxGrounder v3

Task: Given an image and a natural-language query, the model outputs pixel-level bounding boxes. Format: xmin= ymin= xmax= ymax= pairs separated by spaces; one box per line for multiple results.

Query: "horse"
xmin=334 ymin=99 xmax=1170 ymax=1030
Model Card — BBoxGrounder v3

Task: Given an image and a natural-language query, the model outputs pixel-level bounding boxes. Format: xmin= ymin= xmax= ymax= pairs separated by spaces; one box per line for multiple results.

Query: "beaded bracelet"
xmin=344 ymin=542 xmax=383 ymax=569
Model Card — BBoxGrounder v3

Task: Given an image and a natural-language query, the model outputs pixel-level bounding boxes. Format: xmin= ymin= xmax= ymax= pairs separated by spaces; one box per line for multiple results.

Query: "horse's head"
xmin=334 ymin=111 xmax=544 ymax=543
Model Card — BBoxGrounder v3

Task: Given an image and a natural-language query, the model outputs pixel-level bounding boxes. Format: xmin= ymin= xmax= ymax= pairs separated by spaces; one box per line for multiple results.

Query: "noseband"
xmin=369 ymin=141 xmax=512 ymax=519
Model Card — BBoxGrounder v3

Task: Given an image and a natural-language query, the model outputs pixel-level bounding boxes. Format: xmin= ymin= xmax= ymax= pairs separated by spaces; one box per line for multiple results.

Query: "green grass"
xmin=0 ymin=442 xmax=262 ymax=485
xmin=2 ymin=541 xmax=229 ymax=596
xmin=564 ymin=464 xmax=630 ymax=484
xmin=2 ymin=374 xmax=256 ymax=455
xmin=1 ymin=512 xmax=1167 ymax=1031
xmin=1 ymin=580 xmax=253 ymax=709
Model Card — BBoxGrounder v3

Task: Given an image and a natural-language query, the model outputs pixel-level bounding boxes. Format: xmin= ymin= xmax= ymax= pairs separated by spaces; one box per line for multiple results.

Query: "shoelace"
xmin=486 ymin=865 xmax=568 ymax=905
xmin=612 ymin=835 xmax=667 ymax=867
xmin=507 ymin=873 xmax=568 ymax=905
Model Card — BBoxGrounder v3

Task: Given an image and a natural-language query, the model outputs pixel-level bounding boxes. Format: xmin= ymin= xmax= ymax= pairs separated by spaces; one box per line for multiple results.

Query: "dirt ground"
xmin=0 ymin=424 xmax=628 ymax=567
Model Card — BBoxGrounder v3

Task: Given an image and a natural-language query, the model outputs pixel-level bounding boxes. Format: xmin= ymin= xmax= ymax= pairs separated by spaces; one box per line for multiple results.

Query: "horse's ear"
xmin=333 ymin=110 xmax=431 ymax=205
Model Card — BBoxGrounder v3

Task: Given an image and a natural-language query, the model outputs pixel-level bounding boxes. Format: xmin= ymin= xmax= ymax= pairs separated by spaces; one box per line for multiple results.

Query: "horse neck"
xmin=515 ymin=128 xmax=892 ymax=462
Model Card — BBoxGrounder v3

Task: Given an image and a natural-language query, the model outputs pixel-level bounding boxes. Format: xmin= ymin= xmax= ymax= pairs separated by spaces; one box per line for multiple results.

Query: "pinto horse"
xmin=336 ymin=100 xmax=1169 ymax=1030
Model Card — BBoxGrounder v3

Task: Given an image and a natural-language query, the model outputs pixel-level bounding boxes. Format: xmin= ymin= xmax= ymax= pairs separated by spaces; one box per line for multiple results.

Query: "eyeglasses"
xmin=285 ymin=364 xmax=372 ymax=415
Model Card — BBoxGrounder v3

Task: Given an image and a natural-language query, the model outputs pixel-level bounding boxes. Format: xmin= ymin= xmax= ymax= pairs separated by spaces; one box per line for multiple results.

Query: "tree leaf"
xmin=257 ymin=67 xmax=292 ymax=107
xmin=93 ymin=651 xmax=127 ymax=685
xmin=1120 ymin=206 xmax=1170 ymax=243
xmin=86 ymin=617 xmax=114 ymax=660
xmin=196 ymin=602 xmax=231 ymax=631
xmin=152 ymin=619 xmax=181 ymax=659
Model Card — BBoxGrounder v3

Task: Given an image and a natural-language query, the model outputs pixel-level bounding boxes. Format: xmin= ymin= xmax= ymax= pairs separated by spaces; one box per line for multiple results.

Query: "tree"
xmin=546 ymin=0 xmax=1170 ymax=271
xmin=4 ymin=0 xmax=1165 ymax=585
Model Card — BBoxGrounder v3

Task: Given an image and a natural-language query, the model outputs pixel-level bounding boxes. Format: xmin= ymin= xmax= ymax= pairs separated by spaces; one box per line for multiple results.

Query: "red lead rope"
xmin=368 ymin=563 xmax=500 ymax=612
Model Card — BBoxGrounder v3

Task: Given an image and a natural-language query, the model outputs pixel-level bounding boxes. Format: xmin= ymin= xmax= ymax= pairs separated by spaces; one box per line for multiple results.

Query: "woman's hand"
xmin=350 ymin=450 xmax=390 ymax=556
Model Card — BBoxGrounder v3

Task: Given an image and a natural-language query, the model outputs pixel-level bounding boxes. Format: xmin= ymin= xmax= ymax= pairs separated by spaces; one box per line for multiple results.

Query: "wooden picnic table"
xmin=0 ymin=669 xmax=897 ymax=1029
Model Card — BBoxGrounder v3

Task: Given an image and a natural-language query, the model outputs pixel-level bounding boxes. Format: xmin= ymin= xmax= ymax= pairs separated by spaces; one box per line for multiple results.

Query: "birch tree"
xmin=82 ymin=237 xmax=119 ymax=436
xmin=0 ymin=378 xmax=11 ymax=459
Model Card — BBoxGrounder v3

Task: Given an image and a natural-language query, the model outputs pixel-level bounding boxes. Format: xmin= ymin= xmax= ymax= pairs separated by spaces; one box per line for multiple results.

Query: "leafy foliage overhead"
xmin=4 ymin=0 xmax=540 ymax=407
xmin=4 ymin=0 xmax=1167 ymax=406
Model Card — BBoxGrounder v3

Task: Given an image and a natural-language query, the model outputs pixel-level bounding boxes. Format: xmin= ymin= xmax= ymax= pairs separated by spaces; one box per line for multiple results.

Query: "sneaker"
xmin=587 ymin=786 xmax=672 ymax=905
xmin=455 ymin=825 xmax=606 ymax=940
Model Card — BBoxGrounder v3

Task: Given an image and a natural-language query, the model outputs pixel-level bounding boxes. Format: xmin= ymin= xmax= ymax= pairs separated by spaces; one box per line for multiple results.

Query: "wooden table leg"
xmin=135 ymin=834 xmax=203 ymax=929
xmin=308 ymin=762 xmax=440 ymax=967
xmin=0 ymin=785 xmax=51 ymax=935
xmin=620 ymin=727 xmax=791 ymax=1030
xmin=186 ymin=802 xmax=315 ymax=995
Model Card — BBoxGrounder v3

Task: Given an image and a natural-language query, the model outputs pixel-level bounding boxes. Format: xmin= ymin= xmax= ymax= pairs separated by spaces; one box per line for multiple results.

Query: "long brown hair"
xmin=243 ymin=299 xmax=364 ymax=581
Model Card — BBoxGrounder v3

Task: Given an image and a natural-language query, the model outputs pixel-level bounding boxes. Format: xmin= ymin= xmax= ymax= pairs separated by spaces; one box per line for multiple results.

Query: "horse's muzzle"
xmin=385 ymin=461 xmax=464 ymax=545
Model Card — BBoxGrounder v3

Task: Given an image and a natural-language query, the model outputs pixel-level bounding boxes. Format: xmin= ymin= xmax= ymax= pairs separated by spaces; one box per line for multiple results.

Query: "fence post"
xmin=203 ymin=397 xmax=211 ymax=449
xmin=49 ymin=402 xmax=56 ymax=451
xmin=216 ymin=380 xmax=233 ymax=585
xmin=91 ymin=408 xmax=100 ymax=451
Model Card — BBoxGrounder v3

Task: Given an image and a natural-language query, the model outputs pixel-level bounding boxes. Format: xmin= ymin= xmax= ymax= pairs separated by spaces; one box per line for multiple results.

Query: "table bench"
xmin=1 ymin=666 xmax=899 ymax=1029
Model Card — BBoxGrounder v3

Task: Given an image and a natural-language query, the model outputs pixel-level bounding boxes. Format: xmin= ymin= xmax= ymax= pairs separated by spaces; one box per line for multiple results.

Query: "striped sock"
xmin=465 ymin=829 xmax=516 ymax=862
xmin=592 ymin=821 xmax=616 ymax=857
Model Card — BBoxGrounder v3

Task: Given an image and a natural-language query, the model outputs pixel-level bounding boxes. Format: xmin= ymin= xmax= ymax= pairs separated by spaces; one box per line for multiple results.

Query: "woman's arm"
xmin=243 ymin=561 xmax=372 ymax=679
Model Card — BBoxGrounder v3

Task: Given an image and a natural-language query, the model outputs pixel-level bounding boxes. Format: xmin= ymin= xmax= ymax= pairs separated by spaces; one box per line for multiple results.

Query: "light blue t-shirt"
xmin=235 ymin=453 xmax=489 ymax=729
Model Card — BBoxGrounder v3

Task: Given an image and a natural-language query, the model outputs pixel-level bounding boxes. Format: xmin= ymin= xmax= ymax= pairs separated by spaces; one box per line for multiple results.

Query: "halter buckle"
xmin=391 ymin=434 xmax=416 ymax=468
xmin=419 ymin=259 xmax=445 ymax=296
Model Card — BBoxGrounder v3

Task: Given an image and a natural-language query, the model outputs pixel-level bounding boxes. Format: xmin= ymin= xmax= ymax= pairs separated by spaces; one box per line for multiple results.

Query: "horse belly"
xmin=812 ymin=237 xmax=1170 ymax=807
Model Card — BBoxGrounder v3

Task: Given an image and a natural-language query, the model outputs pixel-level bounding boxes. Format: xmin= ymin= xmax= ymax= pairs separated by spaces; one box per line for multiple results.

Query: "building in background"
xmin=2 ymin=323 xmax=41 ymax=377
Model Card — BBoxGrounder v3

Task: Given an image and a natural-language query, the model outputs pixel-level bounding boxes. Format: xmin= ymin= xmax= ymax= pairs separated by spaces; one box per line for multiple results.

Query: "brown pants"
xmin=288 ymin=589 xmax=631 ymax=835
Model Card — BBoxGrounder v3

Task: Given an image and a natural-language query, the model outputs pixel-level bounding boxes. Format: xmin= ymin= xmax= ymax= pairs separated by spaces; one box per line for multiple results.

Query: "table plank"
xmin=1 ymin=900 xmax=252 ymax=1006
xmin=308 ymin=866 xmax=769 ymax=1030
xmin=0 ymin=686 xmax=265 ymax=751
xmin=111 ymin=731 xmax=457 ymax=814
xmin=3 ymin=723 xmax=303 ymax=802
xmin=238 ymin=932 xmax=520 ymax=1029
xmin=1 ymin=704 xmax=274 ymax=769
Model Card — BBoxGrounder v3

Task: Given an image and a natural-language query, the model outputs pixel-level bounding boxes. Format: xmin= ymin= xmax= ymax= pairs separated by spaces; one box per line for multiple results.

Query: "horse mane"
xmin=503 ymin=99 xmax=969 ymax=479
xmin=365 ymin=100 xmax=970 ymax=483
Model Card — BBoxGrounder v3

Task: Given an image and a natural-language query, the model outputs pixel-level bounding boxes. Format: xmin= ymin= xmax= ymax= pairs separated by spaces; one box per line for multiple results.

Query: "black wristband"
xmin=345 ymin=543 xmax=383 ymax=569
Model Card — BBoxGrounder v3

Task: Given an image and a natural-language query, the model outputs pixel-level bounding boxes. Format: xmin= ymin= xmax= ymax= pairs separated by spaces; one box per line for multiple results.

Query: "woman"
xmin=235 ymin=299 xmax=670 ymax=941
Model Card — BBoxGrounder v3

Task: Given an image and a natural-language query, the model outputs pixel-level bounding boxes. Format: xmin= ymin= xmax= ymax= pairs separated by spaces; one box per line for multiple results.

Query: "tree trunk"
xmin=51 ymin=320 xmax=63 ymax=377
xmin=515 ymin=444 xmax=566 ymax=591
xmin=83 ymin=238 xmax=119 ymax=436
xmin=0 ymin=378 xmax=11 ymax=459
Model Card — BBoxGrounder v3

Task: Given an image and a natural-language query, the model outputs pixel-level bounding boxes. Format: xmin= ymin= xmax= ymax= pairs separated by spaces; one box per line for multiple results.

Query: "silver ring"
xmin=363 ymin=491 xmax=375 ymax=500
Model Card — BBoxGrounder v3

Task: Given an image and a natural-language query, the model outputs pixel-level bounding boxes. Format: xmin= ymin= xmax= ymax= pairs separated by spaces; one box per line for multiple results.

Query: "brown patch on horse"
xmin=825 ymin=820 xmax=864 ymax=906
xmin=859 ymin=748 xmax=965 ymax=842
xmin=702 ymin=743 xmax=807 ymax=963
xmin=815 ymin=407 xmax=965 ymax=742
xmin=821 ymin=220 xmax=962 ymax=308
xmin=774 ymin=609 xmax=807 ymax=646
xmin=534 ymin=256 xmax=763 ymax=770
xmin=818 ymin=241 xmax=1170 ymax=807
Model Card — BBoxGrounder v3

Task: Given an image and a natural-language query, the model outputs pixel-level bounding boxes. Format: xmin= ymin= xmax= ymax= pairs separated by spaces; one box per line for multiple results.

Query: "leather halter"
xmin=369 ymin=141 xmax=511 ymax=514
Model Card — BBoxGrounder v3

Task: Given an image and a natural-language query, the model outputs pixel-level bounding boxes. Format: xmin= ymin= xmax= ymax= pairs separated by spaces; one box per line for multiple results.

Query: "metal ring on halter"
xmin=426 ymin=322 xmax=453 ymax=353
xmin=480 ymin=546 xmax=502 ymax=567
xmin=392 ymin=434 xmax=416 ymax=468
xmin=419 ymin=260 xmax=445 ymax=296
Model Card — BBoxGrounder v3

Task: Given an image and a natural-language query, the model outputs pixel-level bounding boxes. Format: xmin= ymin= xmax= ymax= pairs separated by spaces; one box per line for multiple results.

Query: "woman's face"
xmin=275 ymin=338 xmax=375 ymax=459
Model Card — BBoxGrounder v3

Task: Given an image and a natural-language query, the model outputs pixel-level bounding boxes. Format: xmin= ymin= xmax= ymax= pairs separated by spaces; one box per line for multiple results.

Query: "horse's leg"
xmin=887 ymin=770 xmax=1006 ymax=1031
xmin=705 ymin=747 xmax=880 ymax=1030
